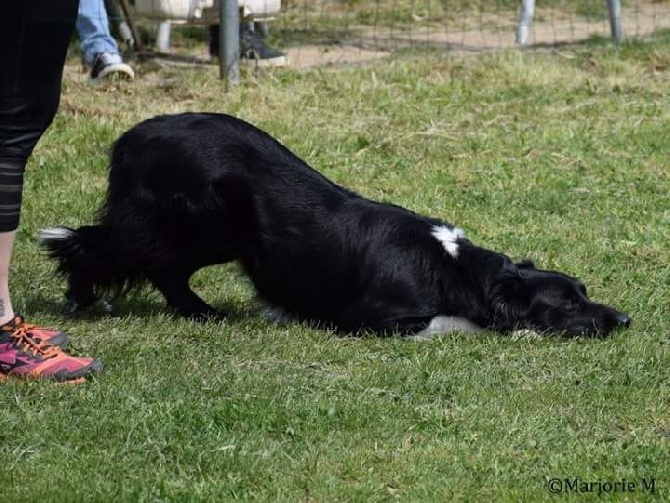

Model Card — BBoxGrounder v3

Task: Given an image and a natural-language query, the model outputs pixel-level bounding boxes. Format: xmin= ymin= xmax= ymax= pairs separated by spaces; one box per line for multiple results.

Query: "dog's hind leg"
xmin=65 ymin=271 xmax=112 ymax=314
xmin=148 ymin=267 xmax=224 ymax=321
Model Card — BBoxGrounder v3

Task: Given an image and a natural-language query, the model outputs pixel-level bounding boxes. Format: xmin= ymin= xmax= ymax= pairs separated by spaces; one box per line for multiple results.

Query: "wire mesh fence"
xmin=113 ymin=0 xmax=670 ymax=71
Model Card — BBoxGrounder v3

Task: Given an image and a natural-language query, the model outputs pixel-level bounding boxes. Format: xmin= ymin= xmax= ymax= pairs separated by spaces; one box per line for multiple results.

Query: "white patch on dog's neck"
xmin=431 ymin=225 xmax=465 ymax=259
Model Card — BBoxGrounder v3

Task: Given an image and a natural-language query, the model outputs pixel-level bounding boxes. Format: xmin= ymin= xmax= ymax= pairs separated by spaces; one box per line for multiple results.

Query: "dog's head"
xmin=489 ymin=260 xmax=630 ymax=337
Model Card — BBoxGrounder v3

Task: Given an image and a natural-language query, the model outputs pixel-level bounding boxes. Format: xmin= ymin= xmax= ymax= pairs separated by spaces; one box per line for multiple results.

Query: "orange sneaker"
xmin=1 ymin=315 xmax=70 ymax=348
xmin=0 ymin=317 xmax=101 ymax=383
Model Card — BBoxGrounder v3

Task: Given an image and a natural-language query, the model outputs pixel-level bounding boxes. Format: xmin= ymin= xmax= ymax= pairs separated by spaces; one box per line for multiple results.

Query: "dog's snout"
xmin=617 ymin=313 xmax=631 ymax=328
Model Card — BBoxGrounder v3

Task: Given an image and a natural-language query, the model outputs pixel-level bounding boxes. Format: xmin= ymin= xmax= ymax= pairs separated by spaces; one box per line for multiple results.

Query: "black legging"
xmin=0 ymin=0 xmax=79 ymax=232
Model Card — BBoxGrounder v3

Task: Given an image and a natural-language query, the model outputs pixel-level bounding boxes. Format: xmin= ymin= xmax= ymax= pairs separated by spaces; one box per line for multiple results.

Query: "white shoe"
xmin=90 ymin=52 xmax=135 ymax=82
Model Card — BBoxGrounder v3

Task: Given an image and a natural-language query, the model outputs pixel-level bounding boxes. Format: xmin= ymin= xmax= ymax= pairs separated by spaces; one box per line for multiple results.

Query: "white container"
xmin=135 ymin=0 xmax=281 ymax=21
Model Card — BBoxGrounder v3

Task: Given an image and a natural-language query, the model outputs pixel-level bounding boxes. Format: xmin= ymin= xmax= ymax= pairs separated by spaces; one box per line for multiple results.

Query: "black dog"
xmin=40 ymin=113 xmax=630 ymax=337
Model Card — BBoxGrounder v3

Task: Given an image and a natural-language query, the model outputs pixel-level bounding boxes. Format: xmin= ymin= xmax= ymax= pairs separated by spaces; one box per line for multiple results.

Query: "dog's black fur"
xmin=40 ymin=113 xmax=630 ymax=337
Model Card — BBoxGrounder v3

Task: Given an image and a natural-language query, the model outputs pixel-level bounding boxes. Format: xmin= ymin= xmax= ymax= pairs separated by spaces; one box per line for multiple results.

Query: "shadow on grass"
xmin=23 ymin=292 xmax=252 ymax=325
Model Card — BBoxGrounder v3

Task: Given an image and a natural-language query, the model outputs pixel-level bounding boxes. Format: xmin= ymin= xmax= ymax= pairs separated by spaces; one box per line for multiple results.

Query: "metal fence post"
xmin=606 ymin=0 xmax=624 ymax=41
xmin=516 ymin=0 xmax=535 ymax=45
xmin=219 ymin=0 xmax=240 ymax=83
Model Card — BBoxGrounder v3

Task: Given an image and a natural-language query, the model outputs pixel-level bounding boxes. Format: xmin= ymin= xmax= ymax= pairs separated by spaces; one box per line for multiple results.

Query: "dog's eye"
xmin=561 ymin=299 xmax=579 ymax=311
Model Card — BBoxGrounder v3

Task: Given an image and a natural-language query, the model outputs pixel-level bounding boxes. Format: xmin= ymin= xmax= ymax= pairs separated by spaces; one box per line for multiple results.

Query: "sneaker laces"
xmin=8 ymin=323 xmax=60 ymax=359
xmin=22 ymin=320 xmax=55 ymax=335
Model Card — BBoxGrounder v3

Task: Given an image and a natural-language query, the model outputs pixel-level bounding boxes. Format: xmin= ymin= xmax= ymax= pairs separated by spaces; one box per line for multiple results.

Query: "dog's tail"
xmin=38 ymin=225 xmax=125 ymax=312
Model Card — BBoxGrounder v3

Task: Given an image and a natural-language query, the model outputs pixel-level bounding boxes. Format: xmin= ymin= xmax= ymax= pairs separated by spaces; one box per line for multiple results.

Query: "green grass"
xmin=1 ymin=38 xmax=669 ymax=501
xmin=283 ymin=0 xmax=613 ymax=22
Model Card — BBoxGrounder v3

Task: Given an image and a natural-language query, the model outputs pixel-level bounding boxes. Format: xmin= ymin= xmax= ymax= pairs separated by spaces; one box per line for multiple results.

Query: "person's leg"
xmin=0 ymin=0 xmax=102 ymax=381
xmin=76 ymin=0 xmax=119 ymax=65
xmin=76 ymin=0 xmax=134 ymax=81
xmin=208 ymin=20 xmax=287 ymax=67
xmin=0 ymin=2 xmax=74 ymax=327
xmin=238 ymin=21 xmax=287 ymax=67
xmin=0 ymin=232 xmax=16 ymax=322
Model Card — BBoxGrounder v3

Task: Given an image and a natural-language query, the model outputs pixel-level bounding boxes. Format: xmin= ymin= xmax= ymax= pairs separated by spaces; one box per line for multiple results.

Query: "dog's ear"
xmin=488 ymin=268 xmax=531 ymax=329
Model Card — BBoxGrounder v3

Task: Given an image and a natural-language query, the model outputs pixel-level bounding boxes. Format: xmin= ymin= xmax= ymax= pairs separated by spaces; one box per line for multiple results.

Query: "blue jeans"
xmin=76 ymin=0 xmax=119 ymax=65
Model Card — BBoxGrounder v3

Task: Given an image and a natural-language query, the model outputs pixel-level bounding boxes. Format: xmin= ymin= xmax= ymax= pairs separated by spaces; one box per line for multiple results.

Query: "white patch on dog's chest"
xmin=431 ymin=225 xmax=465 ymax=258
xmin=408 ymin=315 xmax=482 ymax=340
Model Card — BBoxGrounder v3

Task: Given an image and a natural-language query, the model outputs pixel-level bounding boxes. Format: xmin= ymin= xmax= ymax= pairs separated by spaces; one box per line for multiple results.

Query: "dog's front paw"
xmin=510 ymin=329 xmax=542 ymax=340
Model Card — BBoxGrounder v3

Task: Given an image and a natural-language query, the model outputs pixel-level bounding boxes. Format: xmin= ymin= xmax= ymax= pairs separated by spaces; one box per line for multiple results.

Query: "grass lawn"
xmin=1 ymin=33 xmax=669 ymax=501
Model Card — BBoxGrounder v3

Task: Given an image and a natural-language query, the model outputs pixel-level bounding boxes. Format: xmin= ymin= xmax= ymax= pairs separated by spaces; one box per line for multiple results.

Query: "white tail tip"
xmin=38 ymin=227 xmax=74 ymax=242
